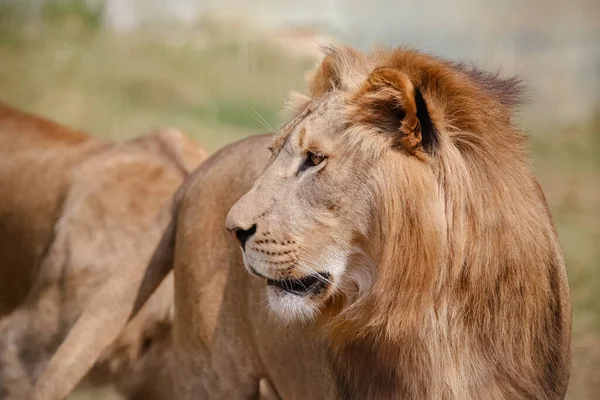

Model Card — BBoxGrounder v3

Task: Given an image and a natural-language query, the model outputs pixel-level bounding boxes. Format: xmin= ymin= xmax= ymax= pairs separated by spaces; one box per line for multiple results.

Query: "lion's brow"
xmin=273 ymin=104 xmax=314 ymax=151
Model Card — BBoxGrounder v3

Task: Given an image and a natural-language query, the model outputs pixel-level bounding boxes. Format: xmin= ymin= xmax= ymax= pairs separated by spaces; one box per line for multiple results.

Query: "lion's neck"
xmin=325 ymin=324 xmax=433 ymax=400
xmin=321 ymin=290 xmax=438 ymax=399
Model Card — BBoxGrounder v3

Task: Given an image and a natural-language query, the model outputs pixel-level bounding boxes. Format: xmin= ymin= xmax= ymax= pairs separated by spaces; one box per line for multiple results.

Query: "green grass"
xmin=1 ymin=12 xmax=598 ymax=400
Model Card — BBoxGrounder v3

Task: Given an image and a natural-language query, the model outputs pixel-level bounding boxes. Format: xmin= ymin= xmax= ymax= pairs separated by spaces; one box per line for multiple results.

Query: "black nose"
xmin=232 ymin=224 xmax=256 ymax=249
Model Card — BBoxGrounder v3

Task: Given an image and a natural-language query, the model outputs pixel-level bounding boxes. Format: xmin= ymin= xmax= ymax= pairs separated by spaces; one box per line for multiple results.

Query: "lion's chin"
xmin=265 ymin=284 xmax=327 ymax=323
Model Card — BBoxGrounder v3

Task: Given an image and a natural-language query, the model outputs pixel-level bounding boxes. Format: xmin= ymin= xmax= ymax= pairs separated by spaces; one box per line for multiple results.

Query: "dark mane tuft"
xmin=451 ymin=62 xmax=527 ymax=107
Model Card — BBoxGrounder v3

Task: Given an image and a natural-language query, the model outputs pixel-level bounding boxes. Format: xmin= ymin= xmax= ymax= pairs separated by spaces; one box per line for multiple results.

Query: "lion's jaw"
xmin=229 ymin=203 xmax=357 ymax=322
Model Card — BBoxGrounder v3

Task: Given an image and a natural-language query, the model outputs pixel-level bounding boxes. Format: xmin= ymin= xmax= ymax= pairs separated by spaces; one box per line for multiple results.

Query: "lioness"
xmin=33 ymin=44 xmax=572 ymax=400
xmin=0 ymin=102 xmax=206 ymax=399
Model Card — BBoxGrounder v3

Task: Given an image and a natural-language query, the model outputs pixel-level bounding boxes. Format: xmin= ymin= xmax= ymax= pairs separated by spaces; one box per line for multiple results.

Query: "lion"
xmin=32 ymin=43 xmax=572 ymax=400
xmin=0 ymin=101 xmax=207 ymax=399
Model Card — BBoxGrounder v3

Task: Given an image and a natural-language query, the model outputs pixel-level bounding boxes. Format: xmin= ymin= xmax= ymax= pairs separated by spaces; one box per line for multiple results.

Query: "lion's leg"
xmin=0 ymin=286 xmax=62 ymax=400
xmin=0 ymin=214 xmax=77 ymax=400
xmin=0 ymin=311 xmax=36 ymax=400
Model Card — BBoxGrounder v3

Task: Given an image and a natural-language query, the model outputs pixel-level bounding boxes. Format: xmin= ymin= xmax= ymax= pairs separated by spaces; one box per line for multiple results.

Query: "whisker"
xmin=296 ymin=277 xmax=309 ymax=292
xmin=252 ymin=115 xmax=273 ymax=132
xmin=294 ymin=263 xmax=352 ymax=299
xmin=253 ymin=109 xmax=275 ymax=130
xmin=252 ymin=109 xmax=276 ymax=132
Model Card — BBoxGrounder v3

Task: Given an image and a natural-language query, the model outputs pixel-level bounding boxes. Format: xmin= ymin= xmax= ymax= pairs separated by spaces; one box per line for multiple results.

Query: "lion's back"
xmin=0 ymin=103 xmax=105 ymax=313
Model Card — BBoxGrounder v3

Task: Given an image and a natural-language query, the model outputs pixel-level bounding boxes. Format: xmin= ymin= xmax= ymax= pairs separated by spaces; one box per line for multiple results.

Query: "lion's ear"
xmin=350 ymin=67 xmax=437 ymax=158
xmin=307 ymin=54 xmax=341 ymax=99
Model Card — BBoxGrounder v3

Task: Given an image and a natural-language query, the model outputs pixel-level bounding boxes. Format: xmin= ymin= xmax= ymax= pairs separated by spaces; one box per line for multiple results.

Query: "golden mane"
xmin=299 ymin=45 xmax=571 ymax=399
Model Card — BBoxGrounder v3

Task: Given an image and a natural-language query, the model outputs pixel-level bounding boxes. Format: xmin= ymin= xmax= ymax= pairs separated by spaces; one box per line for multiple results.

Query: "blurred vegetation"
xmin=0 ymin=1 xmax=598 ymax=399
xmin=0 ymin=0 xmax=313 ymax=151
xmin=528 ymin=110 xmax=600 ymax=399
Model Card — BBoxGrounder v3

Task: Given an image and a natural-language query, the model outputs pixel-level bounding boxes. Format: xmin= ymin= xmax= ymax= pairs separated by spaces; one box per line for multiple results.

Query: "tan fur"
xmin=0 ymin=102 xmax=207 ymax=399
xmin=34 ymin=44 xmax=571 ymax=400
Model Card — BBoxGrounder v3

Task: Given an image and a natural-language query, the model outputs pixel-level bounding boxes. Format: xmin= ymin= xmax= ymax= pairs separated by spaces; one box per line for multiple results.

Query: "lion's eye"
xmin=298 ymin=150 xmax=327 ymax=174
xmin=306 ymin=151 xmax=326 ymax=168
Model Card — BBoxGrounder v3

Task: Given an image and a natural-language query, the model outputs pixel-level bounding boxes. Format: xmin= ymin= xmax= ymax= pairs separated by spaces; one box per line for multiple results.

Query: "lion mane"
xmin=299 ymin=45 xmax=572 ymax=399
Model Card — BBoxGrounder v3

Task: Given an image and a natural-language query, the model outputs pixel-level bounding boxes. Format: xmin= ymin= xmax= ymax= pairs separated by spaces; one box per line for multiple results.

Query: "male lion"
xmin=33 ymin=44 xmax=572 ymax=400
xmin=0 ymin=102 xmax=206 ymax=399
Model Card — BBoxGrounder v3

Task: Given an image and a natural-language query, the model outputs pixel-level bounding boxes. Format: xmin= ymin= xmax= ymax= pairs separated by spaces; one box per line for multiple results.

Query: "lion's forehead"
xmin=274 ymin=96 xmax=348 ymax=151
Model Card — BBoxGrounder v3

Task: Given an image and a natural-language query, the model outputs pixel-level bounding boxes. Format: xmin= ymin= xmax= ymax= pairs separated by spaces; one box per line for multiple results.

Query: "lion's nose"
xmin=225 ymin=189 xmax=261 ymax=250
xmin=228 ymin=224 xmax=257 ymax=250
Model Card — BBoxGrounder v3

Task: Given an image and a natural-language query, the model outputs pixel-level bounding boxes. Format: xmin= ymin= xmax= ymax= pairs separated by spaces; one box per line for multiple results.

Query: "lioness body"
xmin=0 ymin=105 xmax=106 ymax=313
xmin=0 ymin=102 xmax=206 ymax=399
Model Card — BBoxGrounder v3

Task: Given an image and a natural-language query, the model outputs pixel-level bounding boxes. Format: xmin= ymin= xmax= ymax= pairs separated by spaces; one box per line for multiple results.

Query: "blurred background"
xmin=0 ymin=0 xmax=598 ymax=398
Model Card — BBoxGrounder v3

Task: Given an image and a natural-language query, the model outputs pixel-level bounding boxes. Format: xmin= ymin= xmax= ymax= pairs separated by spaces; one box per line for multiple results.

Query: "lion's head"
xmin=225 ymin=45 xmax=528 ymax=321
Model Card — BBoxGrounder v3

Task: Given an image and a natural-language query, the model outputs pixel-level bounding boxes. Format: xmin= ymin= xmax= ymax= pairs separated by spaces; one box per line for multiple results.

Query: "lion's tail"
xmin=30 ymin=184 xmax=184 ymax=400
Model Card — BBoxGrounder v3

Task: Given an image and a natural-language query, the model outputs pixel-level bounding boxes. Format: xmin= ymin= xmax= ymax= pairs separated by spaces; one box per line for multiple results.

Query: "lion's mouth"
xmin=267 ymin=273 xmax=330 ymax=296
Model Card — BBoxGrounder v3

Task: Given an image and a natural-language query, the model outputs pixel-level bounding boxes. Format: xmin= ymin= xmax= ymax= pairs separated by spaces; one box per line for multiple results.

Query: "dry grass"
xmin=0 ymin=9 xmax=597 ymax=399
